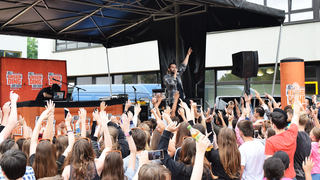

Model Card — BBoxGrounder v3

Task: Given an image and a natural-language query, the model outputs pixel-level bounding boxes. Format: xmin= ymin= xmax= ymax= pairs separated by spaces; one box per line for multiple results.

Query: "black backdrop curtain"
xmin=157 ymin=13 xmax=207 ymax=103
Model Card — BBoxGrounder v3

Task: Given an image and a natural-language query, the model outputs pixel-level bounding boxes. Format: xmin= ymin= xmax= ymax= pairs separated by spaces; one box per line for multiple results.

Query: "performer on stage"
xmin=163 ymin=47 xmax=192 ymax=105
xmin=35 ymin=84 xmax=60 ymax=102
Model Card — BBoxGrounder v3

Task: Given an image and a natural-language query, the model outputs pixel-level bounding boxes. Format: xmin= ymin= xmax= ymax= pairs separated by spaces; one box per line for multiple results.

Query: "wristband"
xmin=125 ymin=131 xmax=132 ymax=137
xmin=271 ymin=100 xmax=275 ymax=103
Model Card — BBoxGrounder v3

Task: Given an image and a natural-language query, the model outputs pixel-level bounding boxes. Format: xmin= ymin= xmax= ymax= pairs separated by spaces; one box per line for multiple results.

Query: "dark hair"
xmin=16 ymin=138 xmax=26 ymax=151
xmin=283 ymin=105 xmax=292 ymax=114
xmin=149 ymin=118 xmax=157 ymax=131
xmin=171 ymin=116 xmax=180 ymax=123
xmin=266 ymin=128 xmax=276 ymax=139
xmin=232 ymin=119 xmax=238 ymax=130
xmin=271 ymin=112 xmax=287 ymax=129
xmin=138 ymin=162 xmax=171 ymax=180
xmin=263 ymin=157 xmax=285 ymax=180
xmin=255 ymin=107 xmax=265 ymax=117
xmin=192 ymin=124 xmax=206 ymax=135
xmin=51 ymin=84 xmax=60 ymax=91
xmin=33 ymin=141 xmax=58 ymax=179
xmin=305 ymin=119 xmax=314 ymax=135
xmin=168 ymin=63 xmax=176 ymax=69
xmin=237 ymin=120 xmax=254 ymax=137
xmin=273 ymin=151 xmax=290 ymax=170
xmin=175 ymin=122 xmax=191 ymax=148
xmin=0 ymin=149 xmax=27 ymax=179
xmin=0 ymin=139 xmax=18 ymax=155
xmin=101 ymin=152 xmax=127 ymax=180
xmin=131 ymin=128 xmax=147 ymax=151
xmin=312 ymin=127 xmax=320 ymax=141
xmin=55 ymin=135 xmax=68 ymax=160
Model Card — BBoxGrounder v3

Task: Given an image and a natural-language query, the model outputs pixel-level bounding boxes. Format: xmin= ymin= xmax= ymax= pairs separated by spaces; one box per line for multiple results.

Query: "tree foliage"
xmin=27 ymin=37 xmax=38 ymax=59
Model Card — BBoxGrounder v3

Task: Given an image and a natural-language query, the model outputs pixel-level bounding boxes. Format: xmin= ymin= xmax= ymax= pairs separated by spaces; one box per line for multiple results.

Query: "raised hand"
xmin=163 ymin=106 xmax=171 ymax=115
xmin=78 ymin=108 xmax=87 ymax=123
xmin=196 ymin=136 xmax=211 ymax=154
xmin=65 ymin=113 xmax=73 ymax=125
xmin=165 ymin=121 xmax=180 ymax=133
xmin=156 ymin=119 xmax=166 ymax=134
xmin=138 ymin=151 xmax=149 ymax=166
xmin=92 ymin=109 xmax=99 ymax=121
xmin=100 ymin=101 xmax=107 ymax=112
xmin=45 ymin=100 xmax=55 ymax=114
xmin=18 ymin=115 xmax=26 ymax=126
xmin=2 ymin=102 xmax=11 ymax=115
xmin=10 ymin=91 xmax=19 ymax=102
xmin=187 ymin=47 xmax=193 ymax=56
xmin=125 ymin=100 xmax=132 ymax=111
xmin=178 ymin=107 xmax=185 ymax=117
xmin=99 ymin=111 xmax=110 ymax=127
xmin=302 ymin=156 xmax=314 ymax=174
xmin=293 ymin=82 xmax=300 ymax=96
xmin=134 ymin=104 xmax=141 ymax=115
xmin=38 ymin=109 xmax=52 ymax=121
xmin=120 ymin=114 xmax=130 ymax=133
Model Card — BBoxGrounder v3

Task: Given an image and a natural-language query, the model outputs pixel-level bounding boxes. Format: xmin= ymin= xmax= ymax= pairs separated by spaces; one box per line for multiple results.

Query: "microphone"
xmin=132 ymin=86 xmax=136 ymax=91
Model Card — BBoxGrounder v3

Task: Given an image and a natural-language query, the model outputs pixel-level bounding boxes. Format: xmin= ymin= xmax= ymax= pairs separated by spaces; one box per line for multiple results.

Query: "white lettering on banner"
xmin=6 ymin=71 xmax=22 ymax=89
xmin=48 ymin=72 xmax=62 ymax=87
xmin=28 ymin=72 xmax=43 ymax=89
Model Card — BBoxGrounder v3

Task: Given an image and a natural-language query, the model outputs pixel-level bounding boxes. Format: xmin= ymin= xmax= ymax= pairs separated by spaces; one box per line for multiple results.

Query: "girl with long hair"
xmin=30 ymin=109 xmax=75 ymax=178
xmin=62 ymin=111 xmax=112 ymax=180
xmin=158 ymin=122 xmax=216 ymax=180
xmin=206 ymin=127 xmax=241 ymax=180
xmin=100 ymin=114 xmax=137 ymax=180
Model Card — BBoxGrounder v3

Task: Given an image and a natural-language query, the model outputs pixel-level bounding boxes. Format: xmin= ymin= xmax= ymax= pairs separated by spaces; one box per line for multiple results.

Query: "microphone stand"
xmin=52 ymin=78 xmax=86 ymax=102
xmin=123 ymin=80 xmax=126 ymax=95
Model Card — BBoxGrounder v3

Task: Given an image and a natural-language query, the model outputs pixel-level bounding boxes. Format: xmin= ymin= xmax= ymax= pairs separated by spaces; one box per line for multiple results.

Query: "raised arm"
xmin=1 ymin=102 xmax=11 ymax=126
xmin=191 ymin=136 xmax=212 ymax=180
xmin=96 ymin=111 xmax=112 ymax=175
xmin=19 ymin=115 xmax=29 ymax=138
xmin=171 ymin=91 xmax=180 ymax=117
xmin=291 ymin=82 xmax=300 ymax=125
xmin=182 ymin=47 xmax=192 ymax=66
xmin=79 ymin=108 xmax=87 ymax=137
xmin=265 ymin=93 xmax=279 ymax=109
xmin=234 ymin=99 xmax=241 ymax=118
xmin=62 ymin=113 xmax=75 ymax=157
xmin=43 ymin=100 xmax=55 ymax=139
xmin=0 ymin=92 xmax=19 ymax=142
xmin=30 ymin=108 xmax=52 ymax=156
xmin=218 ymin=111 xmax=227 ymax=127
xmin=133 ymin=104 xmax=141 ymax=127
xmin=121 ymin=114 xmax=137 ymax=172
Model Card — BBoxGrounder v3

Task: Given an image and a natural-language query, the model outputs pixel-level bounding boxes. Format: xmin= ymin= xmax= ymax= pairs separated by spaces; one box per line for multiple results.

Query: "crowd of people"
xmin=0 ymin=82 xmax=319 ymax=180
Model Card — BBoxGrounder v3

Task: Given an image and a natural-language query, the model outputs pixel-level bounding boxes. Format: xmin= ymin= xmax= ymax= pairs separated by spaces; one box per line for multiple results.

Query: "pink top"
xmin=262 ymin=178 xmax=292 ymax=180
xmin=235 ymin=116 xmax=245 ymax=147
xmin=310 ymin=142 xmax=320 ymax=174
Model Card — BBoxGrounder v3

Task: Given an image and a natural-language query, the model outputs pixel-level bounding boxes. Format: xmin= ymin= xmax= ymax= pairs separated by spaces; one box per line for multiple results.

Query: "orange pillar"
xmin=280 ymin=58 xmax=305 ymax=109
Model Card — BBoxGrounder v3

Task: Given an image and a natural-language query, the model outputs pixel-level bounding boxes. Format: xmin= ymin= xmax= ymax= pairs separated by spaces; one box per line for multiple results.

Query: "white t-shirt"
xmin=239 ymin=139 xmax=265 ymax=180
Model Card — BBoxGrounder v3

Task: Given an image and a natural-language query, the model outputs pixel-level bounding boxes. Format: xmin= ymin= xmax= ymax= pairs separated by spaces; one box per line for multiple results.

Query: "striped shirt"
xmin=0 ymin=166 xmax=35 ymax=180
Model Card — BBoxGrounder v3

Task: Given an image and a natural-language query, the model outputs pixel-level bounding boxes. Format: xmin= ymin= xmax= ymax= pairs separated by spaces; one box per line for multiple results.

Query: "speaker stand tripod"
xmin=244 ymin=78 xmax=250 ymax=95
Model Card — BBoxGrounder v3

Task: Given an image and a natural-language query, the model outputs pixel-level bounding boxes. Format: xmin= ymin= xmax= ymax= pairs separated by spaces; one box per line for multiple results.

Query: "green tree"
xmin=27 ymin=37 xmax=38 ymax=59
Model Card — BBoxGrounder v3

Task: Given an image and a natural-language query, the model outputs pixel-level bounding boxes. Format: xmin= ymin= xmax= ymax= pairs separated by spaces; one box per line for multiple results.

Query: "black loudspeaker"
xmin=232 ymin=51 xmax=259 ymax=78
xmin=139 ymin=105 xmax=149 ymax=122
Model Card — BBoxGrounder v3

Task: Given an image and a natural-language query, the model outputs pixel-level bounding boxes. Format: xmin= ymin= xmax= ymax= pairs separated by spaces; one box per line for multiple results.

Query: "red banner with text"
xmin=0 ymin=57 xmax=67 ymax=106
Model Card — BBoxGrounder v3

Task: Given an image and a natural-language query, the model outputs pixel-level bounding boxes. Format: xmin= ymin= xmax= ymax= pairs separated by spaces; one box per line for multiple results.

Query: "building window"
xmin=0 ymin=50 xmax=21 ymax=58
xmin=76 ymin=77 xmax=92 ymax=85
xmin=56 ymin=40 xmax=101 ymax=51
xmin=247 ymin=0 xmax=320 ymax=23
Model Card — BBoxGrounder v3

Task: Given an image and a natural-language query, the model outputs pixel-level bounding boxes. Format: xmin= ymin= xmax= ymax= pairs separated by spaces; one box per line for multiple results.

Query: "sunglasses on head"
xmin=37 ymin=138 xmax=52 ymax=144
xmin=106 ymin=150 xmax=122 ymax=157
xmin=75 ymin=137 xmax=91 ymax=143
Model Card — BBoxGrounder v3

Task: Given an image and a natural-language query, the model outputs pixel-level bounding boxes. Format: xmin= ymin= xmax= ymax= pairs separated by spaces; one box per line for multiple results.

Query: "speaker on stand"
xmin=231 ymin=51 xmax=259 ymax=95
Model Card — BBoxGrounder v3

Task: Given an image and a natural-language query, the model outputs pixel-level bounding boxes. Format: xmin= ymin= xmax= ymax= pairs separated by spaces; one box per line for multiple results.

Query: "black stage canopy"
xmin=0 ymin=0 xmax=285 ymax=103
